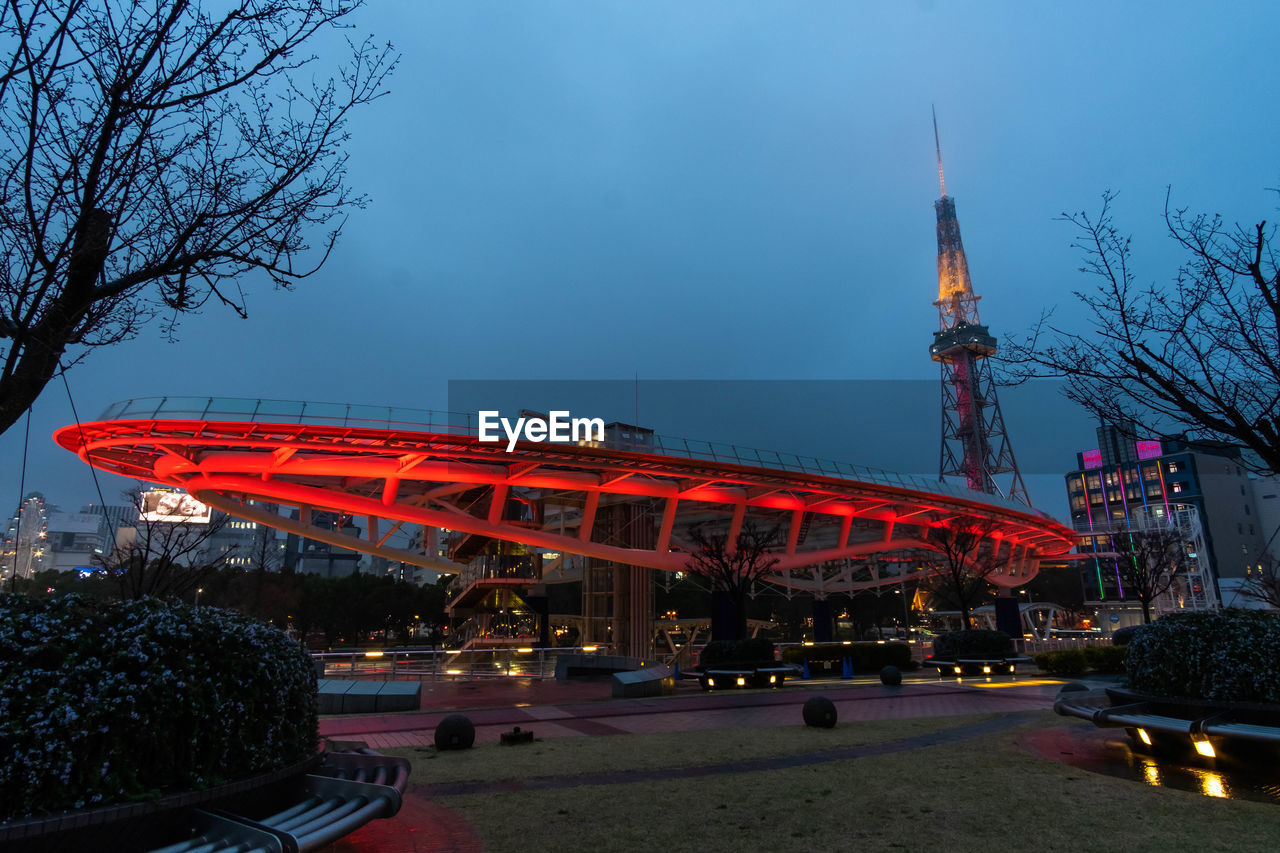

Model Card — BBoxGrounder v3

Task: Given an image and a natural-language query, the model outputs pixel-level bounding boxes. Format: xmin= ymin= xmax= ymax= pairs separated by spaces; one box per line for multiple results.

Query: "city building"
xmin=283 ymin=509 xmax=365 ymax=577
xmin=2 ymin=492 xmax=50 ymax=582
xmin=1065 ymin=423 xmax=1271 ymax=619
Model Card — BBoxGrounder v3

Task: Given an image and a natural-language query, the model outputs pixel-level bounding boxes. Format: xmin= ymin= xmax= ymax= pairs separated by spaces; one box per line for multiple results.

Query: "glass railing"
xmin=98 ymin=396 xmax=1056 ymax=519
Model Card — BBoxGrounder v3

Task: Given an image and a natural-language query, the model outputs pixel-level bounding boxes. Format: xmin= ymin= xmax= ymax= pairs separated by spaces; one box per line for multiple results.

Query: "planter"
xmin=926 ymin=656 xmax=1029 ymax=678
xmin=697 ymin=664 xmax=792 ymax=691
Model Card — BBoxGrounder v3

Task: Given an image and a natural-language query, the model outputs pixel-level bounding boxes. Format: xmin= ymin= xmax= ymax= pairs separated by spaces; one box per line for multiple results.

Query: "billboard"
xmin=139 ymin=490 xmax=212 ymax=524
xmin=1135 ymin=440 xmax=1164 ymax=461
xmin=1081 ymin=449 xmax=1103 ymax=469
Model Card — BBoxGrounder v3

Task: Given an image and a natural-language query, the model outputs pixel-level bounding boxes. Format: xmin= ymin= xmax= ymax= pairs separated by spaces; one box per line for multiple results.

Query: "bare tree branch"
xmin=1002 ymin=188 xmax=1280 ymax=474
xmin=0 ymin=0 xmax=398 ymax=434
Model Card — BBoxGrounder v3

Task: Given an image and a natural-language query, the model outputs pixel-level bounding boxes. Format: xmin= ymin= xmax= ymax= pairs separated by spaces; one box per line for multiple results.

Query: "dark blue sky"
xmin=4 ymin=1 xmax=1277 ymax=518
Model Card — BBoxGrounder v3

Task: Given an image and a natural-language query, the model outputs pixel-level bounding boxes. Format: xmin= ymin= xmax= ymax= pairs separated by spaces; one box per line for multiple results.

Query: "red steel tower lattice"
xmin=928 ymin=111 xmax=1030 ymax=505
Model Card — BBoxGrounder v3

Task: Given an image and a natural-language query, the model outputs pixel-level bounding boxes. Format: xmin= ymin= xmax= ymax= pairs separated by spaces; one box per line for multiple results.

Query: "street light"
xmin=195 ymin=587 xmax=203 ymax=608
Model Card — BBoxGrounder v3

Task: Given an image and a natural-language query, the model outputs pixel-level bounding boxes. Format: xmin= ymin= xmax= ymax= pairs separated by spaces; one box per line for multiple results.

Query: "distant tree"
xmin=1004 ymin=189 xmax=1280 ymax=474
xmin=683 ymin=521 xmax=781 ymax=642
xmin=924 ymin=520 xmax=1003 ymax=631
xmin=1235 ymin=528 xmax=1280 ymax=609
xmin=0 ymin=0 xmax=397 ymax=435
xmin=1109 ymin=525 xmax=1186 ymax=624
xmin=96 ymin=489 xmax=229 ymax=600
xmin=1236 ymin=560 xmax=1280 ymax=610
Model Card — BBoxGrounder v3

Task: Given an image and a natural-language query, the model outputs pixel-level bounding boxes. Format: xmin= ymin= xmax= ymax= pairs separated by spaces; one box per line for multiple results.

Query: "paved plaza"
xmin=323 ymin=674 xmax=1071 ymax=851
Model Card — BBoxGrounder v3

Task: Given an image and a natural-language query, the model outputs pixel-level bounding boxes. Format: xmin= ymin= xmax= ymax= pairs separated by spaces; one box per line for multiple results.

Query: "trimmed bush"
xmin=779 ymin=642 xmax=912 ymax=672
xmin=1126 ymin=609 xmax=1280 ymax=704
xmin=1083 ymin=644 xmax=1127 ymax=674
xmin=1033 ymin=649 xmax=1088 ymax=676
xmin=1111 ymin=625 xmax=1144 ymax=646
xmin=698 ymin=638 xmax=774 ymax=668
xmin=930 ymin=630 xmax=1014 ymax=660
xmin=0 ymin=594 xmax=317 ymax=820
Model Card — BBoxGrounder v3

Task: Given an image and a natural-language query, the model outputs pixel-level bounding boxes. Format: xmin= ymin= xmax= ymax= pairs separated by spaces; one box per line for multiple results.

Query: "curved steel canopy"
xmin=55 ymin=397 xmax=1076 ymax=591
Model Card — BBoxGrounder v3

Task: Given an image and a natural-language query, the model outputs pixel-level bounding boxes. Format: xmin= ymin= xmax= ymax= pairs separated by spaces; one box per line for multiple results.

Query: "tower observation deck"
xmin=928 ymin=111 xmax=1030 ymax=505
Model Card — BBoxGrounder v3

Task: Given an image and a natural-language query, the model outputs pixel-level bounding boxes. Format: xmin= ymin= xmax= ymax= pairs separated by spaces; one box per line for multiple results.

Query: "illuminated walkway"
xmin=321 ymin=676 xmax=1066 ymax=749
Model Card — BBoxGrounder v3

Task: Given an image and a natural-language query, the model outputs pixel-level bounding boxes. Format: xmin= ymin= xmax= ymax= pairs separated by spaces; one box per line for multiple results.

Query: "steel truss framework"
xmin=56 ymin=411 xmax=1075 ymax=593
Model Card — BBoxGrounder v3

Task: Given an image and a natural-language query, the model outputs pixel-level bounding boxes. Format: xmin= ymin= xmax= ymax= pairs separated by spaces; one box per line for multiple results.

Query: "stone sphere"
xmin=879 ymin=665 xmax=902 ymax=686
xmin=802 ymin=695 xmax=838 ymax=728
xmin=434 ymin=714 xmax=476 ymax=750
xmin=1058 ymin=682 xmax=1090 ymax=695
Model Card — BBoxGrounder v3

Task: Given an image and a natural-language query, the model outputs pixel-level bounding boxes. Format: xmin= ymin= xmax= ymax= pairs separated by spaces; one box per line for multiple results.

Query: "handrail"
xmin=95 ymin=396 xmax=1050 ymax=518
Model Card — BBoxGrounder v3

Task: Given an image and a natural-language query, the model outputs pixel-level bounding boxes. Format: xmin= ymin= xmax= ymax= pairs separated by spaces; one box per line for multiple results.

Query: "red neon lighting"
xmin=54 ymin=417 xmax=1076 ymax=579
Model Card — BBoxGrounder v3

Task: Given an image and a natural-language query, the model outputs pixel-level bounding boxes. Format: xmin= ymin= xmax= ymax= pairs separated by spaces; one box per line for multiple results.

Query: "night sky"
xmin=3 ymin=1 xmax=1277 ymax=520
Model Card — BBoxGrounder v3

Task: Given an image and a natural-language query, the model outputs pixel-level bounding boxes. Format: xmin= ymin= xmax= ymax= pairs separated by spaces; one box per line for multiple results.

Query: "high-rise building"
xmin=2 ymin=492 xmax=50 ymax=582
xmin=1065 ymin=423 xmax=1269 ymax=615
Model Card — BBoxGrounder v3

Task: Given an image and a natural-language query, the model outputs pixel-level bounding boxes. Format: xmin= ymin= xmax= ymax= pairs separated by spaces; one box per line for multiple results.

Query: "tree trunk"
xmin=0 ymin=210 xmax=112 ymax=435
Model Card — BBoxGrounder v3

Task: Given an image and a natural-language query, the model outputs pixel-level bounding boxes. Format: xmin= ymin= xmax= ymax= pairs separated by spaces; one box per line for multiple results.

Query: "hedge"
xmin=698 ymin=638 xmax=775 ymax=668
xmin=1083 ymin=644 xmax=1127 ymax=674
xmin=779 ymin=642 xmax=912 ymax=671
xmin=1111 ymin=625 xmax=1145 ymax=646
xmin=1032 ymin=649 xmax=1088 ymax=676
xmin=930 ymin=630 xmax=1014 ymax=660
xmin=1125 ymin=609 xmax=1280 ymax=704
xmin=0 ymin=594 xmax=317 ymax=820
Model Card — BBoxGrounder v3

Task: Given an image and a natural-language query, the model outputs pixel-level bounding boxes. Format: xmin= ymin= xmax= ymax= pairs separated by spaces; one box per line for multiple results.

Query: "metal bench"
xmin=142 ymin=750 xmax=410 ymax=853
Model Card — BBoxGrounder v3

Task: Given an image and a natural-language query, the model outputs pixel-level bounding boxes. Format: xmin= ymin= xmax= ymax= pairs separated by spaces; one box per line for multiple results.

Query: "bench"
xmin=699 ymin=665 xmax=791 ymax=691
xmin=611 ymin=665 xmax=676 ymax=698
xmin=927 ymin=656 xmax=1031 ymax=678
xmin=316 ymin=679 xmax=422 ymax=714
xmin=555 ymin=653 xmax=643 ymax=680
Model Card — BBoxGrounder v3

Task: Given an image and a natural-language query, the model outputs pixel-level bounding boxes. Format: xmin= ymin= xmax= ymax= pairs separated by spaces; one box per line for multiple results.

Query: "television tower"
xmin=927 ymin=109 xmax=1030 ymax=505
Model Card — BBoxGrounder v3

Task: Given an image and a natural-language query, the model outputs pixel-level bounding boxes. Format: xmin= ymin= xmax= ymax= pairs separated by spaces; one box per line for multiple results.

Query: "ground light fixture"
xmin=1192 ymin=737 xmax=1216 ymax=758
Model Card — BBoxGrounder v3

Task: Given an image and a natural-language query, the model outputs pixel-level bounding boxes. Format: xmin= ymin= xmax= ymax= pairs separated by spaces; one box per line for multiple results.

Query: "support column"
xmin=811 ymin=597 xmax=833 ymax=643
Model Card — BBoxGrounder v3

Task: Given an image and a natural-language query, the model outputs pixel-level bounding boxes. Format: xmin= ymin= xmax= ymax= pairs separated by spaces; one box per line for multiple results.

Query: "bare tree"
xmin=683 ymin=521 xmax=780 ymax=642
xmin=1235 ymin=524 xmax=1280 ymax=609
xmin=1109 ymin=525 xmax=1186 ymax=624
xmin=0 ymin=1 xmax=396 ymax=434
xmin=97 ymin=489 xmax=229 ymax=600
xmin=1236 ymin=558 xmax=1280 ymax=610
xmin=1004 ymin=190 xmax=1280 ymax=474
xmin=924 ymin=519 xmax=1003 ymax=630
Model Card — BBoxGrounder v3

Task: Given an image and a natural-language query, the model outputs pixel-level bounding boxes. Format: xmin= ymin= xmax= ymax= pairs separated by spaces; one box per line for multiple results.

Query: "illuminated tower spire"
xmin=927 ymin=112 xmax=1029 ymax=506
xmin=932 ymin=104 xmax=946 ymax=197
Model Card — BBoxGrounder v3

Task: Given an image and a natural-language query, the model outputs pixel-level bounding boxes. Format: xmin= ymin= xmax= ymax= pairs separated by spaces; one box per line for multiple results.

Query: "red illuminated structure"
xmin=928 ymin=110 xmax=1030 ymax=505
xmin=57 ymin=398 xmax=1073 ymax=585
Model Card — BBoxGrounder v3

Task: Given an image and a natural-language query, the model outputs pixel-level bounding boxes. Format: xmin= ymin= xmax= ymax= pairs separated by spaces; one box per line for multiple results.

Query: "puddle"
xmin=1024 ymin=725 xmax=1280 ymax=805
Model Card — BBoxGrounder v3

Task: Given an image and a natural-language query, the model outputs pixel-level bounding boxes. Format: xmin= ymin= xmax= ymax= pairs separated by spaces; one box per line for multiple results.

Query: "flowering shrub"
xmin=1125 ymin=609 xmax=1280 ymax=703
xmin=0 ymin=594 xmax=317 ymax=820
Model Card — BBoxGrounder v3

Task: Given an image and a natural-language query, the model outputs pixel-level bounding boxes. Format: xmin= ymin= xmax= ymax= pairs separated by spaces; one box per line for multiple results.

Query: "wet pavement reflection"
xmin=1025 ymin=724 xmax=1280 ymax=805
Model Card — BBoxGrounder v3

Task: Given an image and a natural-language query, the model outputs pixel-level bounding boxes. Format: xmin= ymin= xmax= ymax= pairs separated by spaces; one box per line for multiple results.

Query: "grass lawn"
xmin=382 ymin=713 xmax=987 ymax=784
xmin=389 ymin=712 xmax=1280 ymax=852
